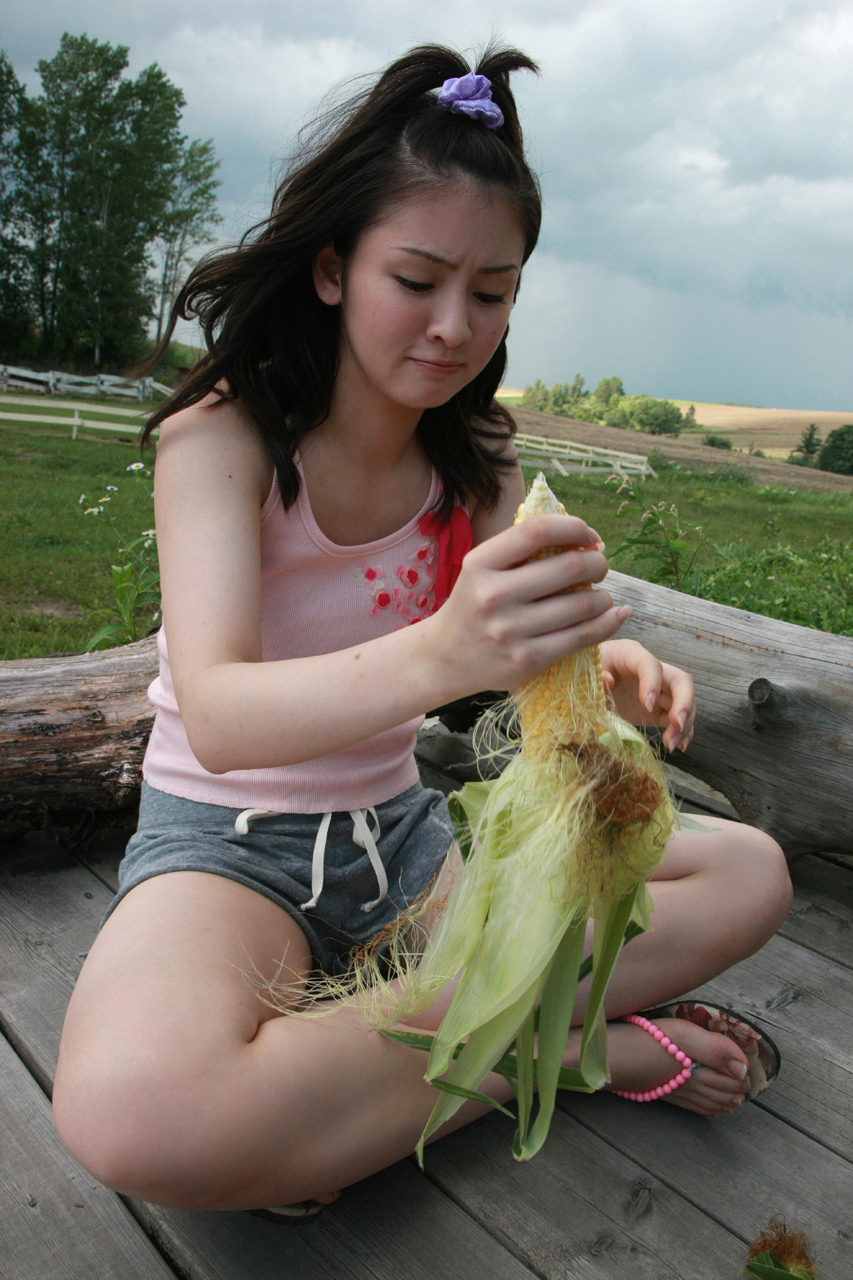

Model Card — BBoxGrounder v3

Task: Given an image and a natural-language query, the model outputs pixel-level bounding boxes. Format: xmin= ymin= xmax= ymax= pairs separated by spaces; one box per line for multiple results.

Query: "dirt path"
xmin=512 ymin=407 xmax=853 ymax=495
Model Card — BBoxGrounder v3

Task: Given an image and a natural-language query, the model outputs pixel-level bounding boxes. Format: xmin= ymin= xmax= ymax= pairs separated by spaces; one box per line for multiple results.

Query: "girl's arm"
xmin=155 ymin=403 xmax=625 ymax=774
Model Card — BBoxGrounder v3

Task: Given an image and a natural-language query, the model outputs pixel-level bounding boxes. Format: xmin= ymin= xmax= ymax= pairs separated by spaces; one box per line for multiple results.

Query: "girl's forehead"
xmin=364 ymin=185 xmax=525 ymax=264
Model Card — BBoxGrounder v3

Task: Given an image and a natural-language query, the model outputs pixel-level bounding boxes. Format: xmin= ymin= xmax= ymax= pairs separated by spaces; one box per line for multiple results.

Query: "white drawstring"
xmin=350 ymin=807 xmax=387 ymax=912
xmin=300 ymin=811 xmax=332 ymax=911
xmin=234 ymin=808 xmax=277 ymax=835
xmin=233 ymin=806 xmax=387 ymax=914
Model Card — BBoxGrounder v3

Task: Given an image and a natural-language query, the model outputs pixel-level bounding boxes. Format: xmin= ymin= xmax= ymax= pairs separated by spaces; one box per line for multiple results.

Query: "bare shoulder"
xmin=155 ymin=391 xmax=274 ymax=505
xmin=468 ymin=420 xmax=525 ymax=546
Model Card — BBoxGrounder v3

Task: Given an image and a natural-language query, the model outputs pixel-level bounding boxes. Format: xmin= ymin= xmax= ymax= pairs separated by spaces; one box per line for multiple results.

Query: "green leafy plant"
xmin=703 ymin=537 xmax=853 ymax=636
xmin=608 ymin=476 xmax=705 ymax=592
xmin=80 ymin=462 xmax=160 ymax=649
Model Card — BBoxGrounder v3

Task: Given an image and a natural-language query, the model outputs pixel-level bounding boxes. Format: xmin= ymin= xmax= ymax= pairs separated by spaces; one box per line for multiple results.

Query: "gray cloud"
xmin=3 ymin=0 xmax=852 ymax=407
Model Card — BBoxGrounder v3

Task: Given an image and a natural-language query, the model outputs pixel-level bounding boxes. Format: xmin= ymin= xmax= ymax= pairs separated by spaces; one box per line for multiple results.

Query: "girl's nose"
xmin=426 ymin=293 xmax=471 ymax=349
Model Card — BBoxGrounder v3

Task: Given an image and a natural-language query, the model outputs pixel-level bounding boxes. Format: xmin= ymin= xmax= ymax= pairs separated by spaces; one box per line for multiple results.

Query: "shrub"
xmin=702 ymin=432 xmax=733 ymax=450
xmin=703 ymin=538 xmax=853 ymax=636
xmin=624 ymin=396 xmax=684 ymax=435
xmin=817 ymin=424 xmax=853 ymax=475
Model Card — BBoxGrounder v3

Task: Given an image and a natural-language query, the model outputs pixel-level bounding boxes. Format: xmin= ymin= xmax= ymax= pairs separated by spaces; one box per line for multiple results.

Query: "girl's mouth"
xmin=410 ymin=357 xmax=463 ymax=375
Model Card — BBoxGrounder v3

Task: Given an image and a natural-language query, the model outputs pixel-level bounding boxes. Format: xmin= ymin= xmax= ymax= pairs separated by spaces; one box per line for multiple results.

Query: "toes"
xmin=691 ymin=1065 xmax=749 ymax=1096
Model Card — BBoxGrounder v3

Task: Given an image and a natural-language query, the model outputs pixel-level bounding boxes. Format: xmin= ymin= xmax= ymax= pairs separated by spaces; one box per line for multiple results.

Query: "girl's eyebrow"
xmin=395 ymin=246 xmax=519 ymax=274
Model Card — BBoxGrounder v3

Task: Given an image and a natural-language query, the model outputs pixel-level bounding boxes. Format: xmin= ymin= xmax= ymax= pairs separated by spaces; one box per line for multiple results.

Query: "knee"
xmin=53 ymin=1052 xmax=243 ymax=1208
xmin=738 ymin=825 xmax=793 ymax=940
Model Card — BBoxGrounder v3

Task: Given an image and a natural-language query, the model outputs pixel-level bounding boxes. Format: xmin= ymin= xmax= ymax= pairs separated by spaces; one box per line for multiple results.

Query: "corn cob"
xmin=382 ymin=474 xmax=674 ymax=1162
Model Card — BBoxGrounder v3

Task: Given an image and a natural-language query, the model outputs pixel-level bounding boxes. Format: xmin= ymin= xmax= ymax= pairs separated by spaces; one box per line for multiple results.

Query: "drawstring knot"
xmin=233 ymin=807 xmax=388 ymax=914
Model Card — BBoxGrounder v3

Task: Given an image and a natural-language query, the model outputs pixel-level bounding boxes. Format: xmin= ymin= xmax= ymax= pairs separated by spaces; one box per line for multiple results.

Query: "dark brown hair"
xmin=143 ymin=43 xmax=541 ymax=518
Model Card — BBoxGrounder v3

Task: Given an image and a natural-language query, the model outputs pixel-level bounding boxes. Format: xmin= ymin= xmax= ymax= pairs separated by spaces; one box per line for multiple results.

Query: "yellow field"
xmin=672 ymin=400 xmax=853 ymax=457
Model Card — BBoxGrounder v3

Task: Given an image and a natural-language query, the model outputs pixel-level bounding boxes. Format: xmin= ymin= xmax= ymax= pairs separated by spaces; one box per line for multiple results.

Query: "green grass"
xmin=2 ymin=421 xmax=851 ymax=660
xmin=0 ymin=421 xmax=155 ymax=659
xmin=530 ymin=464 xmax=852 ymax=567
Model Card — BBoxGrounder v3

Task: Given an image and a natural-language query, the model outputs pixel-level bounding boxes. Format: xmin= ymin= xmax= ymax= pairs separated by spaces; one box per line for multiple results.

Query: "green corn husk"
xmin=378 ymin=474 xmax=675 ymax=1163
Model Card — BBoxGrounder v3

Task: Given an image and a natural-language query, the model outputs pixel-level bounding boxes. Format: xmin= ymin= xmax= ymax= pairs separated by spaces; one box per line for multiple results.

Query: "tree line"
xmin=521 ymin=375 xmax=686 ymax=435
xmin=0 ymin=33 xmax=221 ymax=371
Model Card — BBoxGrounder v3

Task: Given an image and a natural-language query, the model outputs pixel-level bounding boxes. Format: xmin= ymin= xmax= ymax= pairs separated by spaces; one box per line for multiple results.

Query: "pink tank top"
xmin=143 ymin=458 xmax=447 ymax=813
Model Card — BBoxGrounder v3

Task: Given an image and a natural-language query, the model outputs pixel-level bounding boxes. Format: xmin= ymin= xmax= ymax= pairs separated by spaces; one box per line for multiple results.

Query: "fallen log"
xmin=1 ymin=578 xmax=851 ymax=857
xmin=0 ymin=636 xmax=157 ymax=812
xmin=605 ymin=569 xmax=853 ymax=857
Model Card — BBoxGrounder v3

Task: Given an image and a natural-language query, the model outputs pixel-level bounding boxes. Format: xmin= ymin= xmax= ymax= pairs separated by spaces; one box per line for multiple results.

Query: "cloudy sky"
xmin=5 ymin=1 xmax=853 ymax=409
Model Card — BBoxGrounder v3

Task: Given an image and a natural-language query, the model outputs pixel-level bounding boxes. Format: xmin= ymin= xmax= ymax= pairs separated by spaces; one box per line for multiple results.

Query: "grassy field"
xmin=1 ymin=417 xmax=851 ymax=661
xmin=1 ymin=420 xmax=156 ymax=659
xmin=530 ymin=463 xmax=852 ymax=562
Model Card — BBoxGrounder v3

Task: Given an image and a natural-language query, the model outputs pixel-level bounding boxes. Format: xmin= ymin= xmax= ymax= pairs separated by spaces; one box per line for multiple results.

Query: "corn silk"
xmin=382 ymin=473 xmax=675 ymax=1162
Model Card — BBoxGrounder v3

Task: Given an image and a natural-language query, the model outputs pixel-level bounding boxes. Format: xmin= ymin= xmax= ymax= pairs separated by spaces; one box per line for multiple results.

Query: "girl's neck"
xmin=318 ymin=346 xmax=423 ymax=470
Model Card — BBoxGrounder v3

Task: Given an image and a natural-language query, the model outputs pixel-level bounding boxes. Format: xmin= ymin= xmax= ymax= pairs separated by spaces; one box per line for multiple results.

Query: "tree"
xmin=592 ymin=375 xmax=624 ymax=404
xmin=817 ymin=425 xmax=853 ymax=476
xmin=788 ymin=423 xmax=821 ymax=467
xmin=0 ymin=51 xmax=30 ymax=355
xmin=626 ymin=395 xmax=683 ymax=435
xmin=151 ymin=138 xmax=221 ymax=342
xmin=5 ymin=34 xmax=219 ymax=369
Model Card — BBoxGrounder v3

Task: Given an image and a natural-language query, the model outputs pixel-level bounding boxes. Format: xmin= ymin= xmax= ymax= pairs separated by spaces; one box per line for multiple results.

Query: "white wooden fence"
xmin=514 ymin=431 xmax=656 ymax=479
xmin=0 ymin=395 xmax=158 ymax=438
xmin=0 ymin=400 xmax=655 ymax=468
xmin=0 ymin=364 xmax=171 ymax=401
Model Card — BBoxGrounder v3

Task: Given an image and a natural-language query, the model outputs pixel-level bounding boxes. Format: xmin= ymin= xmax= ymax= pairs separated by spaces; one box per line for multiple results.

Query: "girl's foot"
xmin=604 ymin=1017 xmax=752 ymax=1116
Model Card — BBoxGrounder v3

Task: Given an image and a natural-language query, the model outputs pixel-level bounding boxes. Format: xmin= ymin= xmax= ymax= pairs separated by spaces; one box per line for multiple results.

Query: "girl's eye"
xmin=474 ymin=291 xmax=507 ymax=305
xmin=396 ymin=276 xmax=433 ymax=293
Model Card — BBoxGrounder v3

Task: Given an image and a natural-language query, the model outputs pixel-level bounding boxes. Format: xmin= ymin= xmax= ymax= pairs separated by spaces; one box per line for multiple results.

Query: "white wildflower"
xmin=126 ymin=462 xmax=144 ymax=471
xmin=78 ymin=494 xmax=85 ymax=503
xmin=84 ymin=507 xmax=102 ymax=515
xmin=140 ymin=529 xmax=156 ymax=538
xmin=106 ymin=485 xmax=118 ymax=491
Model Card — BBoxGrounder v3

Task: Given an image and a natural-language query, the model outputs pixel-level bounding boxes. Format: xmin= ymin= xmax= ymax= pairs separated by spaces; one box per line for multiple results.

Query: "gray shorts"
xmin=102 ymin=780 xmax=454 ymax=975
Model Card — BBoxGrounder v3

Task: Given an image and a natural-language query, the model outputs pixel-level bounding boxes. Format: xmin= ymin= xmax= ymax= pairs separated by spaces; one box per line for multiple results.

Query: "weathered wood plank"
xmin=424 ymin=1108 xmax=745 ymax=1279
xmin=0 ymin=855 xmax=541 ymax=1280
xmin=0 ymin=1029 xmax=177 ymax=1280
xmin=781 ymin=854 xmax=853 ymax=970
xmin=687 ymin=933 xmax=853 ymax=1163
xmin=558 ymin=1091 xmax=853 ymax=1279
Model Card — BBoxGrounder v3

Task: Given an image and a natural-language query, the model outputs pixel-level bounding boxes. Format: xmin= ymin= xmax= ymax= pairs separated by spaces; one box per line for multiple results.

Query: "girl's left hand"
xmin=600 ymin=638 xmax=695 ymax=753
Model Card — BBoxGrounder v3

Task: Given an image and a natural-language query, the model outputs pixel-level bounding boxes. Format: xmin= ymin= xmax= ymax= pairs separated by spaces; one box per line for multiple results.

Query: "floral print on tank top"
xmin=353 ymin=536 xmax=438 ymax=627
xmin=352 ymin=506 xmax=474 ymax=629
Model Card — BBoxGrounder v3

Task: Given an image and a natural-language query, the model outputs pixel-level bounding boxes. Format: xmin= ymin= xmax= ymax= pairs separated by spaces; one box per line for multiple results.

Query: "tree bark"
xmin=0 ymin=636 xmax=157 ymax=812
xmin=1 ymin=580 xmax=851 ymax=857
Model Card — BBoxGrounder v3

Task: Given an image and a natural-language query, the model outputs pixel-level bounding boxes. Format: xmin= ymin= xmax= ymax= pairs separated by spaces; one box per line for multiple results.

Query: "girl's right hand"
xmin=428 ymin=513 xmax=630 ymax=696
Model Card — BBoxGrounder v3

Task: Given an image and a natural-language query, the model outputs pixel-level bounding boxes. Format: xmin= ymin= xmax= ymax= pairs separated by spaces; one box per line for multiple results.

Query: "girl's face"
xmin=313 ymin=183 xmax=525 ymax=413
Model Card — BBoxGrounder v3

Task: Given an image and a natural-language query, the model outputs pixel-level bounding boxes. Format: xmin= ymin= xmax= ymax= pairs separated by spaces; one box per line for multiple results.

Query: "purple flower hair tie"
xmin=435 ymin=73 xmax=504 ymax=130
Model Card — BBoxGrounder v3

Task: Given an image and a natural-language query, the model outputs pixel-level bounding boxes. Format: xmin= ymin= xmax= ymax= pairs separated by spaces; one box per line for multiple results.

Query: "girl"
xmin=53 ymin=45 xmax=792 ymax=1220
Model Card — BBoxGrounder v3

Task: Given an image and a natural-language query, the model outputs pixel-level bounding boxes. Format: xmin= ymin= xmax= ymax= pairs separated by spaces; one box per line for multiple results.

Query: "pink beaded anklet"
xmin=612 ymin=1013 xmax=693 ymax=1102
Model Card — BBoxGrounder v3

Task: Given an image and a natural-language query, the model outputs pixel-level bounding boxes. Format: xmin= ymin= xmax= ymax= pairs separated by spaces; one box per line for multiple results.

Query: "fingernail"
xmin=617 ymin=606 xmax=632 ymax=622
xmin=596 ymin=539 xmax=606 ymax=552
xmin=729 ymin=1059 xmax=747 ymax=1080
xmin=645 ymin=692 xmax=657 ymax=713
xmin=677 ymin=711 xmax=687 ymax=731
xmin=679 ymin=741 xmax=688 ymax=753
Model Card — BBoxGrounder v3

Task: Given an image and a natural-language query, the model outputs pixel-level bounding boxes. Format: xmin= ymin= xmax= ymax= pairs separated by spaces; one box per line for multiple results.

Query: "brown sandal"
xmin=641 ymin=1001 xmax=780 ymax=1101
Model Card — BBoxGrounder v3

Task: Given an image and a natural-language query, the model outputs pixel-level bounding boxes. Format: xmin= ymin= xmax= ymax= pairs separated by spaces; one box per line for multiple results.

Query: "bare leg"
xmin=53 ymin=818 xmax=791 ymax=1210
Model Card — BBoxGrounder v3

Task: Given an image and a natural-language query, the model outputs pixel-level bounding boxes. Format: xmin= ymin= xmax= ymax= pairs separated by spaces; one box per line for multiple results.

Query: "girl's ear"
xmin=313 ymin=244 xmax=344 ymax=306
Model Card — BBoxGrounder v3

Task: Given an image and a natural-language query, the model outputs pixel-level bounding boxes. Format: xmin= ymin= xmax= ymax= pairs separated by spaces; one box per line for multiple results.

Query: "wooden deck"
xmin=3 ymin=795 xmax=853 ymax=1279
